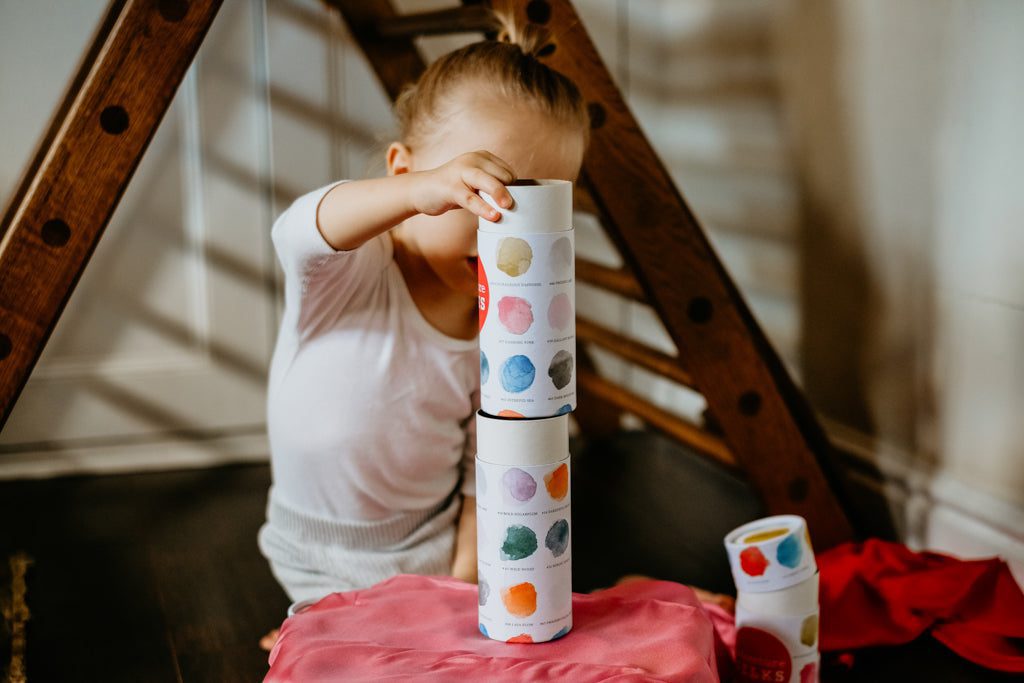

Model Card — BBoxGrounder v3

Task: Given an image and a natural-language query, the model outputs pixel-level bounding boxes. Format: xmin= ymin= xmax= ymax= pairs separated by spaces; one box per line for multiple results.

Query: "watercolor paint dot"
xmin=480 ymin=352 xmax=490 ymax=385
xmin=500 ymin=525 xmax=538 ymax=561
xmin=800 ymin=662 xmax=817 ymax=683
xmin=800 ymin=614 xmax=818 ymax=647
xmin=549 ymin=236 xmax=573 ymax=279
xmin=544 ymin=463 xmax=569 ymax=501
xmin=545 ymin=519 xmax=570 ymax=557
xmin=502 ymin=468 xmax=537 ymax=502
xmin=556 ymin=404 xmax=573 ymax=415
xmin=548 ymin=350 xmax=574 ymax=390
xmin=498 ymin=296 xmax=534 ymax=335
xmin=500 ymin=582 xmax=538 ymax=617
xmin=739 ymin=546 xmax=769 ymax=576
xmin=776 ymin=534 xmax=803 ymax=568
xmin=479 ymin=623 xmax=489 ymax=637
xmin=547 ymin=292 xmax=573 ymax=331
xmin=743 ymin=528 xmax=787 ymax=544
xmin=478 ymin=578 xmax=491 ymax=606
xmin=552 ymin=626 xmax=571 ymax=640
xmin=506 ymin=634 xmax=534 ymax=644
xmin=501 ymin=355 xmax=536 ymax=393
xmin=496 ymin=237 xmax=533 ymax=277
xmin=498 ymin=409 xmax=525 ymax=418
xmin=736 ymin=628 xmax=791 ymax=683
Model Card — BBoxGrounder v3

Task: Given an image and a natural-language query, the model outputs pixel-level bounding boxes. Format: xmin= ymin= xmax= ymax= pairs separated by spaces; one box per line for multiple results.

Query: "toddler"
xmin=258 ymin=12 xmax=589 ymax=618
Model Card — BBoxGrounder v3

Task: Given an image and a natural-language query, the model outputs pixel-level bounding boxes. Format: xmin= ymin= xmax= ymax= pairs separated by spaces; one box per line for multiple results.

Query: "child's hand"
xmin=410 ymin=151 xmax=516 ymax=222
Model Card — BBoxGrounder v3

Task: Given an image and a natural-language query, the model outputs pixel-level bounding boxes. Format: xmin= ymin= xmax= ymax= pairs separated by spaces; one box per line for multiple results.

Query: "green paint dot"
xmin=500 ymin=524 xmax=538 ymax=561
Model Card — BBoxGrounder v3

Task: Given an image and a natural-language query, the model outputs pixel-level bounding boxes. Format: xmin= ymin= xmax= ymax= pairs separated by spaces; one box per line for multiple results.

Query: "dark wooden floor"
xmin=0 ymin=440 xmax=1016 ymax=681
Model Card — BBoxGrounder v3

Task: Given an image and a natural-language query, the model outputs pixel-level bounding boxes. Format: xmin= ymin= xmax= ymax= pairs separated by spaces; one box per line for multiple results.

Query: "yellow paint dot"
xmin=743 ymin=528 xmax=788 ymax=544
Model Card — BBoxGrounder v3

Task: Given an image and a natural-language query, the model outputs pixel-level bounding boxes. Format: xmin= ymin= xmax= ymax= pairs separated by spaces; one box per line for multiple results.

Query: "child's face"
xmin=390 ymin=95 xmax=586 ymax=298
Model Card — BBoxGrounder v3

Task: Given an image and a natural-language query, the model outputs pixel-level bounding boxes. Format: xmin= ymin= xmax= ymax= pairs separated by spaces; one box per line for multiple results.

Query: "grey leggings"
xmin=258 ymin=489 xmax=462 ymax=605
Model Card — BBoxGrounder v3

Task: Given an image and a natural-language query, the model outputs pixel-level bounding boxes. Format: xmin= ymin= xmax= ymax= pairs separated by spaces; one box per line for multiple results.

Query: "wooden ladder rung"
xmin=577 ymin=369 xmax=737 ymax=471
xmin=374 ymin=5 xmax=493 ymax=39
xmin=576 ymin=258 xmax=645 ymax=301
xmin=577 ymin=316 xmax=694 ymax=389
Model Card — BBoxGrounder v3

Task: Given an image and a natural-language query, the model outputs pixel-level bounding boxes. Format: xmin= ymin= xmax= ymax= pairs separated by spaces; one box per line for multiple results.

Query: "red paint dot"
xmin=740 ymin=546 xmax=769 ymax=576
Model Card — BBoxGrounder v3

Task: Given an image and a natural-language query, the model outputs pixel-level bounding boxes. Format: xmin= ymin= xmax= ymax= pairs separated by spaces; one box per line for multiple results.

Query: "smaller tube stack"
xmin=725 ymin=515 xmax=820 ymax=683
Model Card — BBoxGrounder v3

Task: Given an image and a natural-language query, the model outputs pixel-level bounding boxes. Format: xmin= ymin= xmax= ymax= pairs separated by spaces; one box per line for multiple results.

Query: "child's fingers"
xmin=457 ymin=187 xmax=501 ymax=222
xmin=472 ymin=151 xmax=516 ymax=182
xmin=464 ymin=168 xmax=514 ymax=209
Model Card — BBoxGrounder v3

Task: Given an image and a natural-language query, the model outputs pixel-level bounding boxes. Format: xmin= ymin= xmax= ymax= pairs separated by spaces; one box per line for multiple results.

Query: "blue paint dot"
xmin=500 ymin=355 xmax=535 ymax=393
xmin=552 ymin=626 xmax=570 ymax=640
xmin=556 ymin=404 xmax=573 ymax=415
xmin=481 ymin=352 xmax=490 ymax=385
xmin=776 ymin=533 xmax=803 ymax=568
xmin=479 ymin=623 xmax=489 ymax=637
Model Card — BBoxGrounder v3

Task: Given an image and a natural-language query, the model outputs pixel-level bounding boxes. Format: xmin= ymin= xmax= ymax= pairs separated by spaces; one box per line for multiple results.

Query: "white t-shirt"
xmin=267 ymin=182 xmax=479 ymax=521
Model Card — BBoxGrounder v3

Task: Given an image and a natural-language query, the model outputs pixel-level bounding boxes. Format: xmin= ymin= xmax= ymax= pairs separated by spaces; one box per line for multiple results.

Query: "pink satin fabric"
xmin=266 ymin=574 xmax=721 ymax=682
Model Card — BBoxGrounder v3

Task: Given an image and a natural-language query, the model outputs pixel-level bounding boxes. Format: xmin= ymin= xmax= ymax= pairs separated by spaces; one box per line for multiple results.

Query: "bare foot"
xmin=259 ymin=629 xmax=280 ymax=652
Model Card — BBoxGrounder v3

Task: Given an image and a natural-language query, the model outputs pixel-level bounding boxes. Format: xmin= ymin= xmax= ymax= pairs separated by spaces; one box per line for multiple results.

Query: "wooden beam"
xmin=577 ymin=369 xmax=737 ymax=471
xmin=528 ymin=0 xmax=855 ymax=547
xmin=375 ymin=4 xmax=494 ymax=38
xmin=577 ymin=316 xmax=694 ymax=389
xmin=0 ymin=0 xmax=223 ymax=429
xmin=576 ymin=258 xmax=645 ymax=301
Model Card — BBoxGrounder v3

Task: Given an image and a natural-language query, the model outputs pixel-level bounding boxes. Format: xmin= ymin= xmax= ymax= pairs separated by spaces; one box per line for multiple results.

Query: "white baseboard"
xmin=824 ymin=417 xmax=1024 ymax=585
xmin=0 ymin=431 xmax=270 ymax=480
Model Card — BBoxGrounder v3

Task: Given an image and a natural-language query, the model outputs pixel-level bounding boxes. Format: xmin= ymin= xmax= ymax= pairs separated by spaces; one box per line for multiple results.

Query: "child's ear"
xmin=386 ymin=142 xmax=412 ymax=176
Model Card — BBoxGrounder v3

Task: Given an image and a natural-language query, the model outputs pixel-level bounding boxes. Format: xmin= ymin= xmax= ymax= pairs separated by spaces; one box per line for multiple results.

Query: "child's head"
xmin=387 ymin=13 xmax=589 ymax=297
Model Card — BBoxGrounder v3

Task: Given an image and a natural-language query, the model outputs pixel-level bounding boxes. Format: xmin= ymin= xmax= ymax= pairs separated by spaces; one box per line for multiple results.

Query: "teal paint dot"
xmin=552 ymin=626 xmax=570 ymax=640
xmin=776 ymin=533 xmax=803 ymax=568
xmin=557 ymin=404 xmax=573 ymax=415
xmin=479 ymin=623 xmax=489 ymax=637
xmin=480 ymin=352 xmax=490 ymax=385
xmin=500 ymin=524 xmax=538 ymax=561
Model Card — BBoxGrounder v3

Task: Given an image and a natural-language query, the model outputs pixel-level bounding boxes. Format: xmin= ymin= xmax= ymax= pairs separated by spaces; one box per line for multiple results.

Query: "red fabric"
xmin=817 ymin=539 xmax=1024 ymax=673
xmin=266 ymin=574 xmax=721 ymax=682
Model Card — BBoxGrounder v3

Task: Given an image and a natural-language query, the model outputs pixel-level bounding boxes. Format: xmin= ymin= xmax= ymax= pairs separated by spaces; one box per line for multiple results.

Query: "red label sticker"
xmin=478 ymin=258 xmax=489 ymax=331
xmin=736 ymin=627 xmax=792 ymax=683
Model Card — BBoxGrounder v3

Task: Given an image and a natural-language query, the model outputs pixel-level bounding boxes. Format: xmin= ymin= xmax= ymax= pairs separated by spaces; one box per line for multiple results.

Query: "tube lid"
xmin=479 ymin=179 xmax=572 ymax=234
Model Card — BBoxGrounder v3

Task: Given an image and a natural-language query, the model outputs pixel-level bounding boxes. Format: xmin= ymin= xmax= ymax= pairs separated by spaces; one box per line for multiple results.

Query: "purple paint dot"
xmin=502 ymin=467 xmax=537 ymax=502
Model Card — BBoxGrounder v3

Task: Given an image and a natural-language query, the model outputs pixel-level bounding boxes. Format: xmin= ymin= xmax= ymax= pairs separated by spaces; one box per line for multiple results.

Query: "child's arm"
xmin=316 ymin=152 xmax=516 ymax=251
xmin=451 ymin=496 xmax=477 ymax=583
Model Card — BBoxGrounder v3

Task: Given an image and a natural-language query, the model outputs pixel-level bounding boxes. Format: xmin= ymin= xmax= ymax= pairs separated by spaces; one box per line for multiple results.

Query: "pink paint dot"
xmin=547 ymin=293 xmax=572 ymax=331
xmin=498 ymin=296 xmax=533 ymax=335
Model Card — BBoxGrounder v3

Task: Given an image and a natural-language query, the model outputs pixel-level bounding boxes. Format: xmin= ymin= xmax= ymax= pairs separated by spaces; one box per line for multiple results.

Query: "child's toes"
xmin=259 ymin=628 xmax=280 ymax=652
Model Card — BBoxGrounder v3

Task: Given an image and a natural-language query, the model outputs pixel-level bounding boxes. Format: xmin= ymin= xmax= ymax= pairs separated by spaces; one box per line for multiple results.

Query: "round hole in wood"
xmin=158 ymin=0 xmax=189 ymax=22
xmin=537 ymin=43 xmax=556 ymax=58
xmin=100 ymin=106 xmax=129 ymax=135
xmin=687 ymin=297 xmax=713 ymax=323
xmin=41 ymin=219 xmax=71 ymax=247
xmin=788 ymin=476 xmax=810 ymax=503
xmin=587 ymin=102 xmax=606 ymax=129
xmin=526 ymin=0 xmax=551 ymax=24
xmin=738 ymin=391 xmax=762 ymax=416
xmin=0 ymin=333 xmax=11 ymax=361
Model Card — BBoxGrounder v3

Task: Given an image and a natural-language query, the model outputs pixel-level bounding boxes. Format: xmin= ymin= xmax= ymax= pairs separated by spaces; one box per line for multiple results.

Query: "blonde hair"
xmin=394 ymin=10 xmax=589 ymax=147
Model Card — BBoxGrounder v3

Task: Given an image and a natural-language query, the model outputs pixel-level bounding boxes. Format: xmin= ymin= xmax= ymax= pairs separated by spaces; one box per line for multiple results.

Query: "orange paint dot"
xmin=498 ymin=410 xmax=525 ymax=418
xmin=506 ymin=634 xmax=533 ymax=643
xmin=500 ymin=582 xmax=537 ymax=618
xmin=544 ymin=463 xmax=569 ymax=501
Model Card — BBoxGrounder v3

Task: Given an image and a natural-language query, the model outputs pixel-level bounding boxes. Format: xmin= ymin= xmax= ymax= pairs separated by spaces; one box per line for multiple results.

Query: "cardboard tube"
xmin=478 ymin=180 xmax=575 ymax=418
xmin=725 ymin=515 xmax=817 ymax=593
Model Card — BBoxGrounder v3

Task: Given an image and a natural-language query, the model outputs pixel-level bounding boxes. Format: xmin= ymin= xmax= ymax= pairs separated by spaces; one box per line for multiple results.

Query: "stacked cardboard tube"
xmin=474 ymin=180 xmax=575 ymax=644
xmin=725 ymin=515 xmax=821 ymax=683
